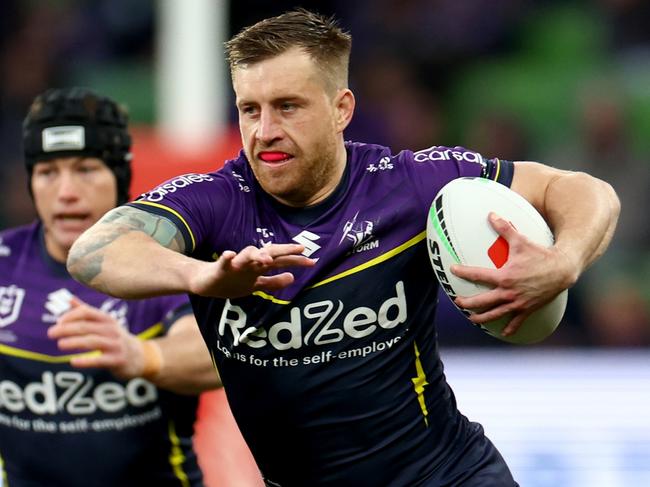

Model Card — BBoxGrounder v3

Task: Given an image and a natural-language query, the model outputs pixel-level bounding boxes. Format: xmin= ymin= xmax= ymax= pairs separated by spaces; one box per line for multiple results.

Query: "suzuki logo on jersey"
xmin=339 ymin=211 xmax=379 ymax=254
xmin=292 ymin=230 xmax=321 ymax=258
xmin=43 ymin=288 xmax=74 ymax=322
xmin=42 ymin=290 xmax=129 ymax=326
xmin=413 ymin=146 xmax=486 ymax=166
xmin=218 ymin=281 xmax=406 ymax=351
xmin=0 ymin=285 xmax=25 ymax=328
xmin=140 ymin=173 xmax=214 ymax=202
xmin=0 ymin=372 xmax=157 ymax=415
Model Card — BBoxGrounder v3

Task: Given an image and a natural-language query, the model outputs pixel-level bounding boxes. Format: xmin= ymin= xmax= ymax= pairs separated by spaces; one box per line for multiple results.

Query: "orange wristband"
xmin=141 ymin=340 xmax=163 ymax=379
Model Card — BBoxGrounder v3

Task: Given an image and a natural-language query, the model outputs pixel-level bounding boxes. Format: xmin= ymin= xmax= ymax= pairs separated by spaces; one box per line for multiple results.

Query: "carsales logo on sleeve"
xmin=140 ymin=174 xmax=214 ymax=202
xmin=413 ymin=146 xmax=485 ymax=165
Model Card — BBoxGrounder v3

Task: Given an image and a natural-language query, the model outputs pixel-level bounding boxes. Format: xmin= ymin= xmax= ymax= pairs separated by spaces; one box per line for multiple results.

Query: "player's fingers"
xmin=467 ymin=303 xmax=514 ymax=324
xmin=268 ymin=255 xmax=316 ymax=269
xmin=50 ymin=317 xmax=120 ymax=340
xmin=57 ymin=335 xmax=114 ymax=352
xmin=221 ymin=250 xmax=237 ymax=260
xmin=254 ymin=272 xmax=295 ymax=291
xmin=488 ymin=212 xmax=520 ymax=241
xmin=455 ymin=288 xmax=513 ymax=311
xmin=263 ymin=243 xmax=306 ymax=258
xmin=49 ymin=320 xmax=100 ymax=339
xmin=69 ymin=296 xmax=87 ymax=308
xmin=450 ymin=264 xmax=498 ymax=286
xmin=69 ymin=351 xmax=116 ymax=369
xmin=501 ymin=311 xmax=531 ymax=337
xmin=216 ymin=250 xmax=239 ymax=269
xmin=231 ymin=246 xmax=274 ymax=267
xmin=57 ymin=302 xmax=108 ymax=324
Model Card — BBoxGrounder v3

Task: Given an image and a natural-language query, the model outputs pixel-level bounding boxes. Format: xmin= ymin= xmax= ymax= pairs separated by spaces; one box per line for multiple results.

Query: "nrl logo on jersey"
xmin=339 ymin=212 xmax=379 ymax=255
xmin=0 ymin=285 xmax=25 ymax=328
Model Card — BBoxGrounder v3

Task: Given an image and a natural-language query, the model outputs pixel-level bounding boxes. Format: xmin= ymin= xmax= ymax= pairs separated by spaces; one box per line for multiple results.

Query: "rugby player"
xmin=0 ymin=88 xmax=219 ymax=486
xmin=68 ymin=10 xmax=620 ymax=487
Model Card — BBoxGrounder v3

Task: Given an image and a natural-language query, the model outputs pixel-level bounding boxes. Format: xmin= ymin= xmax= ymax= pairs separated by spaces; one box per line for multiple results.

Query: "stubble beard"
xmin=250 ymin=135 xmax=341 ymax=208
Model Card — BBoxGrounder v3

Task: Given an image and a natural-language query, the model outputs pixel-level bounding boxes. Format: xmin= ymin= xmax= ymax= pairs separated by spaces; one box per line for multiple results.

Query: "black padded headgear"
xmin=23 ymin=87 xmax=133 ymax=205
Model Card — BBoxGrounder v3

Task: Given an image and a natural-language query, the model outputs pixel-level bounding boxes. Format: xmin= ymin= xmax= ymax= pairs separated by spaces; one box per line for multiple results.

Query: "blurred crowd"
xmin=1 ymin=0 xmax=649 ymax=348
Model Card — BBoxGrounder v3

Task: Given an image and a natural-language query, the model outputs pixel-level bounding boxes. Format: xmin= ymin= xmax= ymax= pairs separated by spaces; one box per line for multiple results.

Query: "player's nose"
xmin=256 ymin=109 xmax=283 ymax=144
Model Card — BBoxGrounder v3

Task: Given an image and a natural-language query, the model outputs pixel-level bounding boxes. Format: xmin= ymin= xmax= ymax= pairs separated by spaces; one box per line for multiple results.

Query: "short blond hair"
xmin=225 ymin=9 xmax=352 ymax=92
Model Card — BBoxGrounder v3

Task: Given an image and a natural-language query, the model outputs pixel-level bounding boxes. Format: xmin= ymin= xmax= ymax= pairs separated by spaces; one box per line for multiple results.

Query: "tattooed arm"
xmin=67 ymin=206 xmax=197 ymax=298
xmin=67 ymin=205 xmax=316 ymax=299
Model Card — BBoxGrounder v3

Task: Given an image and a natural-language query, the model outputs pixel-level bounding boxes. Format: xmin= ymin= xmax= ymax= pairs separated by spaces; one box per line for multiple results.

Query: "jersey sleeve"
xmin=126 ymin=172 xmax=234 ymax=255
xmin=401 ymin=145 xmax=514 ymax=207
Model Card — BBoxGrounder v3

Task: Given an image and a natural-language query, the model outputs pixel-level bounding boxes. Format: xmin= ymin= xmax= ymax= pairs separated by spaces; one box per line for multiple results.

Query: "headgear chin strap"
xmin=23 ymin=87 xmax=133 ymax=205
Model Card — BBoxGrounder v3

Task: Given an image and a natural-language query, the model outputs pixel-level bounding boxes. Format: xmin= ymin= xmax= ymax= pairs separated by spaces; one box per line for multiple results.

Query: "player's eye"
xmin=33 ymin=165 xmax=55 ymax=177
xmin=240 ymin=105 xmax=259 ymax=117
xmin=78 ymin=165 xmax=98 ymax=174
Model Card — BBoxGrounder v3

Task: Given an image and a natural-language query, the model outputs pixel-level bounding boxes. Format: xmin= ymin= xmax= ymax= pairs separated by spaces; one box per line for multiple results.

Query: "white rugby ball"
xmin=426 ymin=177 xmax=567 ymax=344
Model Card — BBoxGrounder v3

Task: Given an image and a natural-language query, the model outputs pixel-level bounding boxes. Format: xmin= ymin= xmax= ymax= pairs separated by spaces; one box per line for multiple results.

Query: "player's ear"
xmin=334 ymin=89 xmax=355 ymax=133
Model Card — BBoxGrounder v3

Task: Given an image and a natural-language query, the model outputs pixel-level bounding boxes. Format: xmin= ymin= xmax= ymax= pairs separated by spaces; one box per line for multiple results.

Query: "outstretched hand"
xmin=190 ymin=243 xmax=316 ymax=299
xmin=451 ymin=212 xmax=576 ymax=337
xmin=48 ymin=297 xmax=147 ymax=379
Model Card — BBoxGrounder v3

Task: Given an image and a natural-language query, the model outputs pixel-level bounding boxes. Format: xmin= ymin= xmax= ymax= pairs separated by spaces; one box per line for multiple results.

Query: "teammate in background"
xmin=68 ymin=10 xmax=620 ymax=487
xmin=0 ymin=88 xmax=221 ymax=486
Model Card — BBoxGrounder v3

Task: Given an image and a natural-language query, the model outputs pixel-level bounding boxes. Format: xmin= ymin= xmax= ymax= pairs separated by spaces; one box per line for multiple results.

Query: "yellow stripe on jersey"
xmin=0 ymin=453 xmax=7 ymax=487
xmin=252 ymin=290 xmax=291 ymax=305
xmin=209 ymin=350 xmax=219 ymax=371
xmin=0 ymin=322 xmax=164 ymax=363
xmin=168 ymin=420 xmax=190 ymax=487
xmin=411 ymin=341 xmax=430 ymax=427
xmin=493 ymin=158 xmax=501 ymax=181
xmin=132 ymin=200 xmax=197 ymax=252
xmin=137 ymin=323 xmax=165 ymax=340
xmin=308 ymin=230 xmax=426 ymax=290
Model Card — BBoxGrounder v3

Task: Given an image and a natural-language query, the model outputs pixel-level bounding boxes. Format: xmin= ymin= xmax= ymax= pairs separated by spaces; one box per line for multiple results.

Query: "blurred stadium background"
xmin=1 ymin=1 xmax=649 ymax=486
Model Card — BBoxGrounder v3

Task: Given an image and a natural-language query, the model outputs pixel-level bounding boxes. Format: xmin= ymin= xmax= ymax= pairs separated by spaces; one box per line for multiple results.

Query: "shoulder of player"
xmin=0 ymin=222 xmax=39 ymax=256
xmin=409 ymin=145 xmax=485 ymax=165
xmin=346 ymin=141 xmax=396 ymax=172
xmin=133 ymin=169 xmax=236 ymax=206
xmin=347 ymin=142 xmax=485 ymax=168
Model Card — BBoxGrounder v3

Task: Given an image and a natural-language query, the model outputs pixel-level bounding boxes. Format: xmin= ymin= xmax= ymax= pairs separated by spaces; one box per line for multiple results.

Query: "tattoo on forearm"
xmin=69 ymin=206 xmax=186 ymax=284
xmin=74 ymin=252 xmax=105 ymax=286
xmin=99 ymin=207 xmax=186 ymax=251
xmin=69 ymin=222 xmax=134 ymax=283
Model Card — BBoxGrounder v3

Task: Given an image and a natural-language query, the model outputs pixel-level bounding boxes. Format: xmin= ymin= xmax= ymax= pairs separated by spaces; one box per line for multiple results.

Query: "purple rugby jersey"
xmin=0 ymin=222 xmax=202 ymax=487
xmin=129 ymin=142 xmax=517 ymax=487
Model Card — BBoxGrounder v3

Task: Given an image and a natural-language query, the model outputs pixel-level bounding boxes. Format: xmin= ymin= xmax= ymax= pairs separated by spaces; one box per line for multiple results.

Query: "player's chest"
xmin=245 ymin=198 xmax=424 ymax=270
xmin=0 ymin=278 xmax=130 ymax=353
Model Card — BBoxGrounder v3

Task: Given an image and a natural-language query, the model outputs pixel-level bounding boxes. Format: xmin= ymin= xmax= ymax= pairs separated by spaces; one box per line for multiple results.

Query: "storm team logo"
xmin=339 ymin=212 xmax=379 ymax=254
